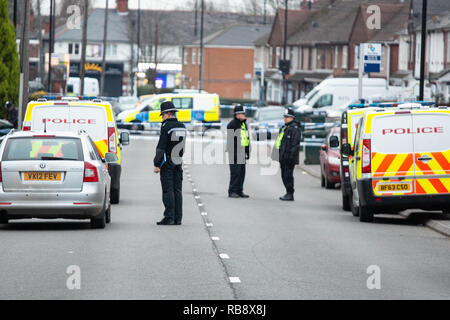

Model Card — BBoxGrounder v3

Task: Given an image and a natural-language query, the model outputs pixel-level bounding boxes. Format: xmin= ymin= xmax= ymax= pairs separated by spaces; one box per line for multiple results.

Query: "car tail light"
xmin=83 ymin=162 xmax=98 ymax=182
xmin=23 ymin=126 xmax=31 ymax=131
xmin=361 ymin=139 xmax=372 ymax=173
xmin=108 ymin=127 xmax=117 ymax=153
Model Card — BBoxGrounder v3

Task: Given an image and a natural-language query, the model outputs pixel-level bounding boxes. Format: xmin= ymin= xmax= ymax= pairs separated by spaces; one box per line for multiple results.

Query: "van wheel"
xmin=105 ymin=205 xmax=111 ymax=224
xmin=350 ymin=194 xmax=359 ymax=217
xmin=111 ymin=187 xmax=120 ymax=204
xmin=342 ymin=193 xmax=351 ymax=211
xmin=359 ymin=206 xmax=374 ymax=223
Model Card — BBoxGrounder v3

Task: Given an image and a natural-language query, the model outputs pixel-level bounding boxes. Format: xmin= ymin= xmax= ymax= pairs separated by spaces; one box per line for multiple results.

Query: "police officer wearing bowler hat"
xmin=153 ymin=101 xmax=187 ymax=225
xmin=5 ymin=101 xmax=18 ymax=129
xmin=226 ymin=104 xmax=250 ymax=198
xmin=272 ymin=108 xmax=301 ymax=201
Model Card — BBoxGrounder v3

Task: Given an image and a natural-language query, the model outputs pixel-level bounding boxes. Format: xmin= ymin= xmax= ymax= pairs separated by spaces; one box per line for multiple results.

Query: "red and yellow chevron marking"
xmin=416 ymin=178 xmax=450 ymax=195
xmin=371 ymin=152 xmax=414 ymax=178
xmin=372 ymin=179 xmax=415 ymax=196
xmin=94 ymin=139 xmax=108 ymax=158
xmin=30 ymin=142 xmax=63 ymax=158
xmin=414 ymin=151 xmax=450 ymax=176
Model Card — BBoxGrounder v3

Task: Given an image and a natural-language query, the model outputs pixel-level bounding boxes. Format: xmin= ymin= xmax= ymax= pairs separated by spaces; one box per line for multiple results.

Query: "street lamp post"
xmin=198 ymin=0 xmax=204 ymax=92
xmin=419 ymin=0 xmax=427 ymax=101
xmin=282 ymin=0 xmax=288 ymax=105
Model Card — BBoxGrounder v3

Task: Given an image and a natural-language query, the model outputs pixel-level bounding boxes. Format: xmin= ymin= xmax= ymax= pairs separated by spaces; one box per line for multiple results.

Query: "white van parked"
xmin=293 ymin=78 xmax=400 ymax=113
xmin=67 ymin=77 xmax=100 ymax=97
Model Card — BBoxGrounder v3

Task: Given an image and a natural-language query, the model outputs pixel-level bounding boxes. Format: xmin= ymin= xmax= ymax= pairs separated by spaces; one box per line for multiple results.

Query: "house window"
xmin=298 ymin=47 xmax=302 ymax=70
xmin=276 ymin=47 xmax=281 ymax=67
xmin=184 ymin=49 xmax=188 ymax=65
xmin=75 ymin=43 xmax=80 ymax=55
xmin=308 ymin=47 xmax=312 ymax=70
xmin=192 ymin=48 xmax=196 ymax=65
xmin=447 ymin=33 xmax=450 ymax=64
xmin=354 ymin=45 xmax=360 ymax=69
xmin=334 ymin=46 xmax=338 ymax=68
xmin=68 ymin=43 xmax=73 ymax=54
xmin=342 ymin=45 xmax=348 ymax=69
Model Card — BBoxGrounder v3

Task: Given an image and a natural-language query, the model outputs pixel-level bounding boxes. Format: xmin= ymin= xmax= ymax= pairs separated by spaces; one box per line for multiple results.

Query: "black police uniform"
xmin=154 ymin=102 xmax=186 ymax=225
xmin=272 ymin=108 xmax=301 ymax=201
xmin=6 ymin=102 xmax=18 ymax=129
xmin=226 ymin=105 xmax=250 ymax=198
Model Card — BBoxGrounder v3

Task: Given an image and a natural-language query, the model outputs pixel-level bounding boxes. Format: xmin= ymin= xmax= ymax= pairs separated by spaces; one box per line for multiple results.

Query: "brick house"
xmin=182 ymin=24 xmax=270 ymax=99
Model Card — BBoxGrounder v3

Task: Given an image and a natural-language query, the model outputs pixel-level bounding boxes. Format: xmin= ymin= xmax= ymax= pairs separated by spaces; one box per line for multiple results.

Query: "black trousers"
xmin=160 ymin=163 xmax=183 ymax=221
xmin=228 ymin=163 xmax=246 ymax=195
xmin=281 ymin=164 xmax=295 ymax=194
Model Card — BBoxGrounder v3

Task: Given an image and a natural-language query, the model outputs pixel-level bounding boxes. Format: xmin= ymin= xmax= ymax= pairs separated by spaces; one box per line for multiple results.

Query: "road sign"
xmin=363 ymin=43 xmax=381 ymax=73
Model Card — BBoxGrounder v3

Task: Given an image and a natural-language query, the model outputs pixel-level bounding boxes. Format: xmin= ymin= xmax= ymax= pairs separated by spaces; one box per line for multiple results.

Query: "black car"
xmin=0 ymin=119 xmax=13 ymax=137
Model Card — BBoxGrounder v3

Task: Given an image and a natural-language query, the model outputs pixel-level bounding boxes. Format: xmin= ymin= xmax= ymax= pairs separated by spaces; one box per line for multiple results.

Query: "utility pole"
xmin=198 ymin=0 xmax=204 ymax=92
xmin=47 ymin=0 xmax=54 ymax=92
xmin=100 ymin=0 xmax=109 ymax=96
xmin=19 ymin=0 xmax=30 ymax=130
xmin=419 ymin=0 xmax=427 ymax=101
xmin=194 ymin=0 xmax=198 ymax=37
xmin=137 ymin=0 xmax=141 ymax=77
xmin=282 ymin=0 xmax=288 ymax=105
xmin=263 ymin=0 xmax=266 ymax=25
xmin=79 ymin=0 xmax=89 ymax=96
xmin=13 ymin=0 xmax=17 ymax=28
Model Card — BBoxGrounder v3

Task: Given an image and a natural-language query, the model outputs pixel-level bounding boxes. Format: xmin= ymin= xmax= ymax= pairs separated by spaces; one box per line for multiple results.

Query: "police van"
xmin=342 ymin=104 xmax=450 ymax=222
xmin=117 ymin=93 xmax=220 ymax=131
xmin=23 ymin=97 xmax=130 ymax=204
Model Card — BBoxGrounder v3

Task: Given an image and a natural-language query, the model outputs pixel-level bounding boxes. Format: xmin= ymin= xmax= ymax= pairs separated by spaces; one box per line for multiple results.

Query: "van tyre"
xmin=342 ymin=193 xmax=351 ymax=211
xmin=359 ymin=206 xmax=374 ymax=223
xmin=350 ymin=194 xmax=359 ymax=217
xmin=111 ymin=187 xmax=120 ymax=204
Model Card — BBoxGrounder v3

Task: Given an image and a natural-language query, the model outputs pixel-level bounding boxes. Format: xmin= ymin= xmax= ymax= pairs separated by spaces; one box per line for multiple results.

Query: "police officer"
xmin=272 ymin=108 xmax=301 ymax=201
xmin=5 ymin=101 xmax=18 ymax=129
xmin=153 ymin=101 xmax=187 ymax=225
xmin=226 ymin=104 xmax=250 ymax=198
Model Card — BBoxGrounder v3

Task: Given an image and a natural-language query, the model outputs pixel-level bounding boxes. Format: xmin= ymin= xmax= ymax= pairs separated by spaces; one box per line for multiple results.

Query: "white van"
xmin=67 ymin=77 xmax=100 ymax=97
xmin=293 ymin=78 xmax=399 ymax=113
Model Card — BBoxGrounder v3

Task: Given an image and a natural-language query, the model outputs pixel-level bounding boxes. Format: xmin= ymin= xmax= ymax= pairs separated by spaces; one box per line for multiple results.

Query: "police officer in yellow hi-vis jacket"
xmin=226 ymin=104 xmax=250 ymax=198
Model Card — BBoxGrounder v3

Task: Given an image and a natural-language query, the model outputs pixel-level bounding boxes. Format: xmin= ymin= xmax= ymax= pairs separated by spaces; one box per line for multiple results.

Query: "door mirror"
xmin=341 ymin=143 xmax=353 ymax=157
xmin=329 ymin=136 xmax=339 ymax=148
xmin=321 ymin=144 xmax=327 ymax=151
xmin=105 ymin=152 xmax=119 ymax=163
xmin=120 ymin=132 xmax=130 ymax=146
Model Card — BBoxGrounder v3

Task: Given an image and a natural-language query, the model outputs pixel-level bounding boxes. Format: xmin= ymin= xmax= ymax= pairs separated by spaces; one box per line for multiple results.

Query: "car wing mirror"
xmin=105 ymin=152 xmax=119 ymax=164
xmin=119 ymin=132 xmax=130 ymax=146
xmin=329 ymin=136 xmax=339 ymax=148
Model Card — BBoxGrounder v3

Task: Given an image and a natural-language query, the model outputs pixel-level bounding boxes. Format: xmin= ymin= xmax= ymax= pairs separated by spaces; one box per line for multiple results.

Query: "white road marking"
xmin=193 ymin=188 xmax=197 ymax=192
xmin=68 ymin=251 xmax=74 ymax=254
xmin=195 ymin=196 xmax=200 ymax=199
xmin=205 ymin=223 xmax=213 ymax=227
xmin=211 ymin=236 xmax=220 ymax=241
xmin=229 ymin=277 xmax=241 ymax=283
xmin=302 ymin=171 xmax=307 ymax=174
xmin=198 ymin=203 xmax=204 ymax=207
xmin=219 ymin=253 xmax=230 ymax=259
xmin=201 ymin=212 xmax=208 ymax=216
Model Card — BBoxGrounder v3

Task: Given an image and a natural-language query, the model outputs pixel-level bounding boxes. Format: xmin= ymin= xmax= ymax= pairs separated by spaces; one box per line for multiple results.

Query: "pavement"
xmin=298 ymin=153 xmax=450 ymax=238
xmin=0 ymin=136 xmax=449 ymax=299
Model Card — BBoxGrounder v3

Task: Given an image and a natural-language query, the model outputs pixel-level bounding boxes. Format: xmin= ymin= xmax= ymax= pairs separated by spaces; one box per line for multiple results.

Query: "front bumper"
xmin=0 ymin=182 xmax=105 ymax=219
xmin=357 ymin=179 xmax=450 ymax=212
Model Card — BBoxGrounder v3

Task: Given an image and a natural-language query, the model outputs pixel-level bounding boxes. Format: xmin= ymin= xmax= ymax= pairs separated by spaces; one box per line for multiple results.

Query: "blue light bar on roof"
xmin=42 ymin=96 xmax=98 ymax=100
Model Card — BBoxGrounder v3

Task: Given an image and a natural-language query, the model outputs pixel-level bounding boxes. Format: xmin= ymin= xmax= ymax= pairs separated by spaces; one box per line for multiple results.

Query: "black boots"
xmin=157 ymin=217 xmax=175 ymax=225
xmin=229 ymin=192 xmax=249 ymax=198
xmin=280 ymin=193 xmax=294 ymax=201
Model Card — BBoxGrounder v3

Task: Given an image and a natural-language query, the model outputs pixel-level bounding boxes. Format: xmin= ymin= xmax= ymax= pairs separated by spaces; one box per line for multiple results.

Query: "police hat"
xmin=284 ymin=108 xmax=295 ymax=118
xmin=5 ymin=101 xmax=12 ymax=108
xmin=160 ymin=101 xmax=178 ymax=115
xmin=233 ymin=104 xmax=245 ymax=114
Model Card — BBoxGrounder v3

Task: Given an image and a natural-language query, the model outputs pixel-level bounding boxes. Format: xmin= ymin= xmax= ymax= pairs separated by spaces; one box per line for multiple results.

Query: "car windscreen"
xmin=2 ymin=137 xmax=83 ymax=161
xmin=119 ymin=97 xmax=138 ymax=104
xmin=257 ymin=109 xmax=285 ymax=121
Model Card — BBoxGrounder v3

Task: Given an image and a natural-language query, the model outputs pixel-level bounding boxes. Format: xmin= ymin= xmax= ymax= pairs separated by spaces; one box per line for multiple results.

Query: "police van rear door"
xmin=412 ymin=110 xmax=450 ymax=195
xmin=31 ymin=104 xmax=71 ymax=132
xmin=370 ymin=112 xmax=415 ymax=197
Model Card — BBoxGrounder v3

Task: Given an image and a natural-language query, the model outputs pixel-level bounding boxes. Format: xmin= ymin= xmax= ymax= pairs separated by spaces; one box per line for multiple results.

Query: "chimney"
xmin=116 ymin=0 xmax=129 ymax=15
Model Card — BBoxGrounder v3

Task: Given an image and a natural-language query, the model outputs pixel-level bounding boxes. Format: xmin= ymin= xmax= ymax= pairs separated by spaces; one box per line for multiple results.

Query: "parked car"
xmin=117 ymin=96 xmax=139 ymax=114
xmin=320 ymin=126 xmax=341 ymax=189
xmin=0 ymin=119 xmax=13 ymax=137
xmin=248 ymin=106 xmax=286 ymax=141
xmin=0 ymin=131 xmax=117 ymax=228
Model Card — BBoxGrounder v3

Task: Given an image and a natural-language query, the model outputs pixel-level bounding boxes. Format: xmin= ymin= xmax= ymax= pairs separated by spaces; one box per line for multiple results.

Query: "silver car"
xmin=0 ymin=131 xmax=116 ymax=228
